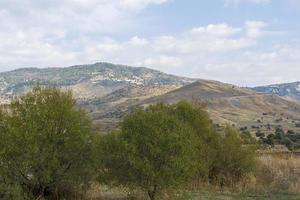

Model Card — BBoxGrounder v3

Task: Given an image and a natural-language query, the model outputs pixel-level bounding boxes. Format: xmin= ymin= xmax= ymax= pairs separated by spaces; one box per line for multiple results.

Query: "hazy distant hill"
xmin=252 ymin=82 xmax=300 ymax=101
xmin=0 ymin=62 xmax=195 ymax=102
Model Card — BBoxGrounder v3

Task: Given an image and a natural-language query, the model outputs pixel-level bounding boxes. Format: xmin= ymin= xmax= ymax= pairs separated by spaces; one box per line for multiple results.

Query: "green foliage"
xmin=97 ymin=101 xmax=257 ymax=198
xmin=212 ymin=126 xmax=257 ymax=187
xmin=275 ymin=128 xmax=285 ymax=140
xmin=282 ymin=137 xmax=294 ymax=151
xmin=0 ymin=86 xmax=95 ymax=199
xmin=98 ymin=102 xmax=205 ymax=200
xmin=259 ymin=127 xmax=299 ymax=150
xmin=255 ymin=130 xmax=265 ymax=138
xmin=241 ymin=131 xmax=257 ymax=145
xmin=165 ymin=101 xmax=221 ymax=178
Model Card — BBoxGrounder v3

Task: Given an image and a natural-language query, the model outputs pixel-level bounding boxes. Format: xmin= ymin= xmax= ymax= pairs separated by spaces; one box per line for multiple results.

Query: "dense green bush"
xmin=0 ymin=86 xmax=95 ymax=199
xmin=97 ymin=103 xmax=201 ymax=200
xmin=211 ymin=127 xmax=257 ymax=187
xmin=97 ymin=102 xmax=258 ymax=199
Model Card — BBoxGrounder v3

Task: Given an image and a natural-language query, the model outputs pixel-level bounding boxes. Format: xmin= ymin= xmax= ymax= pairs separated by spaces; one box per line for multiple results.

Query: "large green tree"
xmin=0 ymin=86 xmax=95 ymax=199
xmin=98 ymin=103 xmax=201 ymax=200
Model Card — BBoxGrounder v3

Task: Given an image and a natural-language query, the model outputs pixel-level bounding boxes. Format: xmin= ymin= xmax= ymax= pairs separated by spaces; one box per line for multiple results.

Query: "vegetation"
xmin=97 ymin=102 xmax=258 ymax=199
xmin=254 ymin=155 xmax=300 ymax=195
xmin=259 ymin=127 xmax=300 ymax=150
xmin=0 ymin=86 xmax=95 ymax=199
xmin=97 ymin=103 xmax=200 ymax=200
xmin=0 ymin=87 xmax=298 ymax=199
xmin=211 ymin=127 xmax=257 ymax=187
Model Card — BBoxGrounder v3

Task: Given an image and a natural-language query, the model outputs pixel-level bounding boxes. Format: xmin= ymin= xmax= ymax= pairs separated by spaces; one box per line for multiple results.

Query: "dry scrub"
xmin=250 ymin=154 xmax=300 ymax=194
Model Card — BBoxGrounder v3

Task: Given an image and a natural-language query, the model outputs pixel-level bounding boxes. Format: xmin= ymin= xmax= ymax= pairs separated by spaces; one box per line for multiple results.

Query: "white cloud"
xmin=0 ymin=0 xmax=168 ymax=70
xmin=129 ymin=36 xmax=149 ymax=46
xmin=0 ymin=0 xmax=170 ymax=42
xmin=0 ymin=0 xmax=298 ymax=87
xmin=1 ymin=16 xmax=285 ymax=86
xmin=152 ymin=24 xmax=253 ymax=54
xmin=197 ymin=45 xmax=300 ymax=86
xmin=142 ymin=56 xmax=183 ymax=70
xmin=190 ymin=24 xmax=241 ymax=37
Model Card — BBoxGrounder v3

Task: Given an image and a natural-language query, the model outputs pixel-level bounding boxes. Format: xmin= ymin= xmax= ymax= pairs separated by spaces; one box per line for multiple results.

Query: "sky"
xmin=0 ymin=0 xmax=299 ymax=86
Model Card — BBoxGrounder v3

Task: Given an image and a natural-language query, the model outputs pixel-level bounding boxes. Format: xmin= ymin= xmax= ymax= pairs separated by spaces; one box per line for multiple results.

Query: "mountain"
xmin=252 ymin=82 xmax=300 ymax=101
xmin=0 ymin=62 xmax=195 ymax=103
xmin=2 ymin=63 xmax=300 ymax=136
xmin=83 ymin=79 xmax=300 ymax=134
xmin=137 ymin=80 xmax=300 ymax=136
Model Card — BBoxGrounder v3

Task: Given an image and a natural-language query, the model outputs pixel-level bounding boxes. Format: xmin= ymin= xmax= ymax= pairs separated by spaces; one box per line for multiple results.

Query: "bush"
xmin=256 ymin=130 xmax=265 ymax=138
xmin=211 ymin=127 xmax=257 ymax=187
xmin=98 ymin=103 xmax=201 ymax=200
xmin=97 ymin=102 xmax=258 ymax=198
xmin=241 ymin=131 xmax=257 ymax=145
xmin=0 ymin=86 xmax=95 ymax=199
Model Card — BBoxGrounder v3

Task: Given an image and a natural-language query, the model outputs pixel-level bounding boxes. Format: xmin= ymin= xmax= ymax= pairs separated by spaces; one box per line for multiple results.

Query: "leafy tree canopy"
xmin=0 ymin=86 xmax=95 ymax=199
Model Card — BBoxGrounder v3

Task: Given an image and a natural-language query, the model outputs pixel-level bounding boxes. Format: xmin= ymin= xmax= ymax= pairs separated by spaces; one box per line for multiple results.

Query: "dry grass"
xmin=86 ymin=155 xmax=300 ymax=199
xmin=249 ymin=154 xmax=300 ymax=195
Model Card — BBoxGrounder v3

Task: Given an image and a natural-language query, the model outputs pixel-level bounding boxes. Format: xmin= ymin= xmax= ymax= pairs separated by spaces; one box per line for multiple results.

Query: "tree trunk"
xmin=147 ymin=185 xmax=157 ymax=200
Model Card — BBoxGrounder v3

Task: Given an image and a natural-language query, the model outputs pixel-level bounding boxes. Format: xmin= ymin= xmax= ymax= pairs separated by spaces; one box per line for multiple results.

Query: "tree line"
xmin=0 ymin=87 xmax=257 ymax=200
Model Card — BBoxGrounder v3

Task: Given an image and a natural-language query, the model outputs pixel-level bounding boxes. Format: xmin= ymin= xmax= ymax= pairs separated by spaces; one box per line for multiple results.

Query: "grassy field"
xmin=190 ymin=192 xmax=300 ymax=200
xmin=89 ymin=154 xmax=300 ymax=200
xmin=92 ymin=192 xmax=300 ymax=200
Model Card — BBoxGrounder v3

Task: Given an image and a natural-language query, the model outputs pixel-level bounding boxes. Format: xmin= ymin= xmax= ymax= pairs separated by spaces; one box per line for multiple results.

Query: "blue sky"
xmin=0 ymin=0 xmax=299 ymax=86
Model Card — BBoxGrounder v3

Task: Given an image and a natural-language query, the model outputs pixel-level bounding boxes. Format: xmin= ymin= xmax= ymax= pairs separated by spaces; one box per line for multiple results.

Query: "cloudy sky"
xmin=0 ymin=0 xmax=299 ymax=86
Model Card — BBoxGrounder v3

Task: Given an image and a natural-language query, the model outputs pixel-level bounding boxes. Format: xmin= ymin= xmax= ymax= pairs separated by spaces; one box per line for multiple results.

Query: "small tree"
xmin=99 ymin=103 xmax=200 ymax=200
xmin=171 ymin=101 xmax=220 ymax=179
xmin=213 ymin=126 xmax=257 ymax=187
xmin=0 ymin=86 xmax=95 ymax=198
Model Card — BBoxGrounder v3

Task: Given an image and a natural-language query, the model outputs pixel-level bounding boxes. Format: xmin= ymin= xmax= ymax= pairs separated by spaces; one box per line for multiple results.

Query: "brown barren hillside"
xmin=140 ymin=81 xmax=300 ymax=129
xmin=89 ymin=80 xmax=300 ymax=135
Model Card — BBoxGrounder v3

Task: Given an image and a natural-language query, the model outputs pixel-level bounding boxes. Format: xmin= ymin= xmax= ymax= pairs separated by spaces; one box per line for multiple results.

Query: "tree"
xmin=255 ymin=130 xmax=265 ymax=138
xmin=275 ymin=127 xmax=285 ymax=141
xmin=0 ymin=86 xmax=95 ymax=199
xmin=266 ymin=133 xmax=275 ymax=147
xmin=241 ymin=131 xmax=257 ymax=145
xmin=169 ymin=101 xmax=221 ymax=180
xmin=282 ymin=137 xmax=294 ymax=151
xmin=98 ymin=103 xmax=200 ymax=200
xmin=213 ymin=126 xmax=257 ymax=187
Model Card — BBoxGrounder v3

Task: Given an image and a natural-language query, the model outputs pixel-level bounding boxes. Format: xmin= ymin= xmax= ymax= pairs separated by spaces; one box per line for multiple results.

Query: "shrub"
xmin=0 ymin=86 xmax=95 ymax=199
xmin=254 ymin=155 xmax=300 ymax=194
xmin=98 ymin=103 xmax=201 ymax=200
xmin=98 ymin=102 xmax=259 ymax=197
xmin=211 ymin=127 xmax=257 ymax=187
xmin=256 ymin=130 xmax=265 ymax=138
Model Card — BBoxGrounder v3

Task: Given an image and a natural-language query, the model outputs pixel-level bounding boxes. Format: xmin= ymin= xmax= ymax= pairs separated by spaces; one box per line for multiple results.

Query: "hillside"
xmin=252 ymin=82 xmax=300 ymax=101
xmin=2 ymin=64 xmax=300 ymax=138
xmin=112 ymin=80 xmax=300 ymax=136
xmin=0 ymin=62 xmax=195 ymax=102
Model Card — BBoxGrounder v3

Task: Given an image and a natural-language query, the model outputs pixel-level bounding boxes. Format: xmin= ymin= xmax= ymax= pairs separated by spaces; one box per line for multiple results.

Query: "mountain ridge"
xmin=0 ymin=62 xmax=195 ymax=101
xmin=252 ymin=82 xmax=300 ymax=101
xmin=1 ymin=62 xmax=300 ymax=136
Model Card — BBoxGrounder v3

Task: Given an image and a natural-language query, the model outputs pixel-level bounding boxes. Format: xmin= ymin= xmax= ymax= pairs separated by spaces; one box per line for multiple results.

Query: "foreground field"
xmin=191 ymin=192 xmax=300 ymax=200
xmin=92 ymin=192 xmax=300 ymax=200
xmin=88 ymin=154 xmax=300 ymax=200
